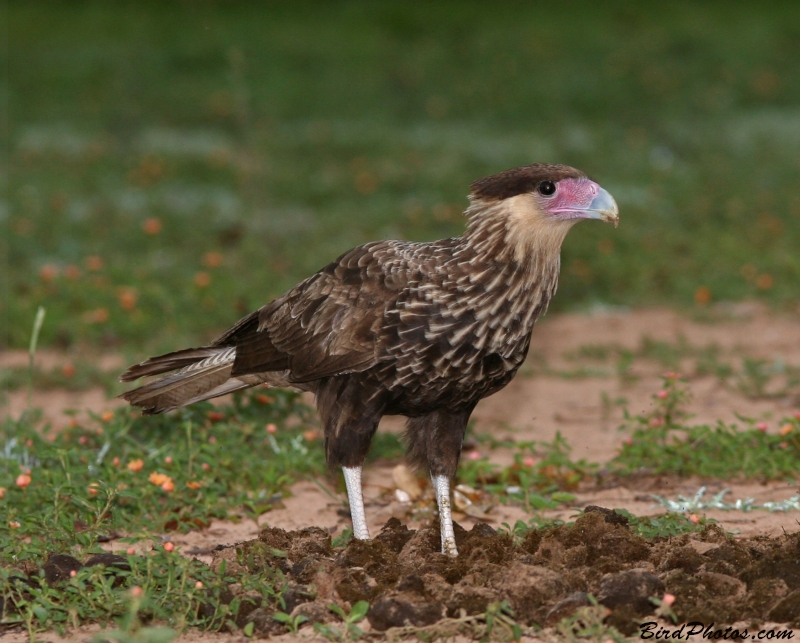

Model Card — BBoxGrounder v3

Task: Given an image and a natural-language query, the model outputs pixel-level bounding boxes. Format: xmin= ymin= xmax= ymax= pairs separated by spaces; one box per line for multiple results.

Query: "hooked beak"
xmin=580 ymin=187 xmax=619 ymax=228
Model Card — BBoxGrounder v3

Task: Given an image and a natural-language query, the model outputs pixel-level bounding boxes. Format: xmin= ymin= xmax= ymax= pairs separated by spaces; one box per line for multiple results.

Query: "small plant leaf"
xmin=349 ymin=600 xmax=369 ymax=622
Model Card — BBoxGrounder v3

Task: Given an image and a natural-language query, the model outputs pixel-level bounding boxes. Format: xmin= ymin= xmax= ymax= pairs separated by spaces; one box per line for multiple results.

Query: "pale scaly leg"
xmin=433 ymin=474 xmax=458 ymax=556
xmin=342 ymin=466 xmax=370 ymax=540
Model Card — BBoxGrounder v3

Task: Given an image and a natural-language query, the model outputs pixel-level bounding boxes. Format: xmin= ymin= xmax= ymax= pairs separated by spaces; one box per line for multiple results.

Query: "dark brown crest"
xmin=469 ymin=163 xmax=586 ymax=200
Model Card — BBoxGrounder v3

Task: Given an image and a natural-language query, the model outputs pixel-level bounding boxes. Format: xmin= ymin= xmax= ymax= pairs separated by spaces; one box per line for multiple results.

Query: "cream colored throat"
xmin=502 ymin=194 xmax=576 ymax=265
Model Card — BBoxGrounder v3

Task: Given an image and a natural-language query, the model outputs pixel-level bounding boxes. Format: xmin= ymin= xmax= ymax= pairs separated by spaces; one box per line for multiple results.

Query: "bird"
xmin=119 ymin=163 xmax=619 ymax=556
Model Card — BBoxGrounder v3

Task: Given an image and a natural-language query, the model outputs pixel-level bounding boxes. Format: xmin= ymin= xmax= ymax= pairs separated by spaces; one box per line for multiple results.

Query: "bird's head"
xmin=466 ymin=163 xmax=619 ymax=263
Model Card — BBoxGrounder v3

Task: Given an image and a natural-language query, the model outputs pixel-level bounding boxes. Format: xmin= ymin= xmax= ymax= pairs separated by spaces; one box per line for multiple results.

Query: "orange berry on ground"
xmin=164 ymin=456 xmax=173 ymax=464
xmin=164 ymin=542 xmax=175 ymax=552
xmin=70 ymin=570 xmax=77 ymax=577
xmin=662 ymin=593 xmax=676 ymax=607
xmin=83 ymin=308 xmax=109 ymax=324
xmin=202 ymin=251 xmax=224 ymax=268
xmin=126 ymin=547 xmax=136 ymax=555
xmin=694 ymin=286 xmax=711 ymax=306
xmin=87 ymin=484 xmax=99 ymax=497
xmin=85 ymin=255 xmax=104 ymax=271
xmin=186 ymin=481 xmax=202 ymax=490
xmin=195 ymin=581 xmax=204 ymax=589
xmin=117 ymin=287 xmax=138 ymax=311
xmin=113 ymin=457 xmax=121 ymax=466
xmin=142 ymin=217 xmax=162 ymax=235
xmin=39 ymin=264 xmax=59 ymax=283
xmin=266 ymin=423 xmax=278 ymax=434
xmin=656 ymin=390 xmax=668 ymax=399
xmin=148 ymin=472 xmax=169 ymax=486
xmin=64 ymin=265 xmax=82 ymax=280
xmin=161 ymin=479 xmax=175 ymax=492
xmin=688 ymin=514 xmax=700 ymax=524
xmin=201 ymin=463 xmax=211 ymax=471
xmin=101 ymin=411 xmax=114 ymax=422
xmin=16 ymin=474 xmax=32 ymax=488
xmin=9 ymin=521 xmax=21 ymax=529
xmin=127 ymin=459 xmax=144 ymax=472
xmin=131 ymin=586 xmax=144 ymax=597
xmin=756 ymin=273 xmax=774 ymax=290
xmin=756 ymin=422 xmax=768 ymax=432
xmin=780 ymin=423 xmax=793 ymax=436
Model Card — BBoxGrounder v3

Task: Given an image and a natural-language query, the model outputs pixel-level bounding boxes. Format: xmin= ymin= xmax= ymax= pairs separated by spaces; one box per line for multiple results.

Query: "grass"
xmin=0 ymin=387 xmax=402 ymax=638
xmin=500 ymin=508 xmax=715 ymax=547
xmin=460 ymin=432 xmax=596 ymax=512
xmin=612 ymin=374 xmax=800 ymax=479
xmin=3 ymin=370 xmax=794 ymax=551
xmin=6 ymin=1 xmax=800 ymax=353
xmin=2 ymin=371 xmax=795 ymax=638
xmin=0 ymin=389 xmax=325 ymax=564
xmin=552 ymin=336 xmax=800 ymax=400
xmin=2 ymin=547 xmax=277 ymax=637
xmin=4 ymin=5 xmax=800 ymax=635
xmin=1 ymin=361 xmax=121 ymax=397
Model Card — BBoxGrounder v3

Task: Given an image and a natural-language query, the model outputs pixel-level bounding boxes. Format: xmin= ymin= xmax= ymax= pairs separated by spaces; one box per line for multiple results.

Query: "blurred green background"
xmin=5 ymin=1 xmax=800 ymax=354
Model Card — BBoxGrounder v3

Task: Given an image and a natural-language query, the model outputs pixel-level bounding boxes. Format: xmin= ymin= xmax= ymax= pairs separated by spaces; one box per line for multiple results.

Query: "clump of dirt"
xmin=7 ymin=510 xmax=800 ymax=637
xmin=229 ymin=509 xmax=800 ymax=635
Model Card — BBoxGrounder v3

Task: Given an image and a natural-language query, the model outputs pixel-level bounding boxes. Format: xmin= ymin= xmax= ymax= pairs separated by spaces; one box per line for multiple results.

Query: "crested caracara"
xmin=120 ymin=163 xmax=619 ymax=556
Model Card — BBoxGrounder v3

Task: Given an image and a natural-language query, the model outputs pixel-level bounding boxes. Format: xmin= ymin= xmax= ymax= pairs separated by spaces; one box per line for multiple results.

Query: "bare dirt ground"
xmin=3 ymin=304 xmax=800 ymax=640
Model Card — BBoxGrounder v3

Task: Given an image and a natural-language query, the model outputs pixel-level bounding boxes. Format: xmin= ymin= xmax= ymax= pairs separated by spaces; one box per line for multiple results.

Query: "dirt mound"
xmin=214 ymin=508 xmax=800 ymax=636
xmin=8 ymin=509 xmax=800 ymax=638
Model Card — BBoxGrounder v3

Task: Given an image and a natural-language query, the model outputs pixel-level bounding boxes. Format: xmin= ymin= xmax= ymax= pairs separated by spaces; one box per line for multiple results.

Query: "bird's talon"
xmin=442 ymin=540 xmax=458 ymax=557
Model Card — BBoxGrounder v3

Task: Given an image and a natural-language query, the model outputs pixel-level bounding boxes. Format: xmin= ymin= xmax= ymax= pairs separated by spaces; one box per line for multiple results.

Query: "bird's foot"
xmin=433 ymin=473 xmax=459 ymax=557
xmin=441 ymin=535 xmax=458 ymax=557
xmin=342 ymin=465 xmax=371 ymax=540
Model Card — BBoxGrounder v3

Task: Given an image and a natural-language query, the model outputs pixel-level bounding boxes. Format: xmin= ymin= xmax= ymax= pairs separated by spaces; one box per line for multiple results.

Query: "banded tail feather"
xmin=118 ymin=346 xmax=245 ymax=414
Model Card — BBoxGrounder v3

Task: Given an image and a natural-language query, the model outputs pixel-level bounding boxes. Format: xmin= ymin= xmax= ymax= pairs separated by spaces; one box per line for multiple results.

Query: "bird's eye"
xmin=538 ymin=181 xmax=556 ymax=196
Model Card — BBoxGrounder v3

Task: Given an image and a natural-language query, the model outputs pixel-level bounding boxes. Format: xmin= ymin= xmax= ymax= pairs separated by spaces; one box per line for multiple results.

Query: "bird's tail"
xmin=119 ymin=346 xmax=248 ymax=414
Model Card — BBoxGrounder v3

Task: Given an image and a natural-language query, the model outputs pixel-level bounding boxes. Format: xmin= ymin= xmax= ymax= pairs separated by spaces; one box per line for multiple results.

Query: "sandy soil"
xmin=3 ymin=304 xmax=800 ymax=640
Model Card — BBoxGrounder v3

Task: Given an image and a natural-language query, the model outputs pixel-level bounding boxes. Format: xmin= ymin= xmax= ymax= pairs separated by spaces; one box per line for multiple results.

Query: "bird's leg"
xmin=433 ymin=474 xmax=458 ymax=556
xmin=342 ymin=466 xmax=370 ymax=540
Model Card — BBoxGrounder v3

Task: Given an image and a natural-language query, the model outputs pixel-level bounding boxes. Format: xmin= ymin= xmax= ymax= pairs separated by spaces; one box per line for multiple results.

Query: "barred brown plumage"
xmin=119 ymin=163 xmax=619 ymax=556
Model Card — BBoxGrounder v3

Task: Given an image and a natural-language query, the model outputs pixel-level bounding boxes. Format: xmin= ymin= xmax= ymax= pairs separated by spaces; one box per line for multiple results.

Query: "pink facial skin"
xmin=534 ymin=178 xmax=619 ymax=226
xmin=545 ymin=178 xmax=599 ymax=214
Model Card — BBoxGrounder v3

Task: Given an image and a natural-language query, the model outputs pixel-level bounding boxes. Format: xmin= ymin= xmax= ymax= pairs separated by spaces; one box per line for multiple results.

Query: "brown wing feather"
xmin=227 ymin=241 xmax=405 ymax=382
